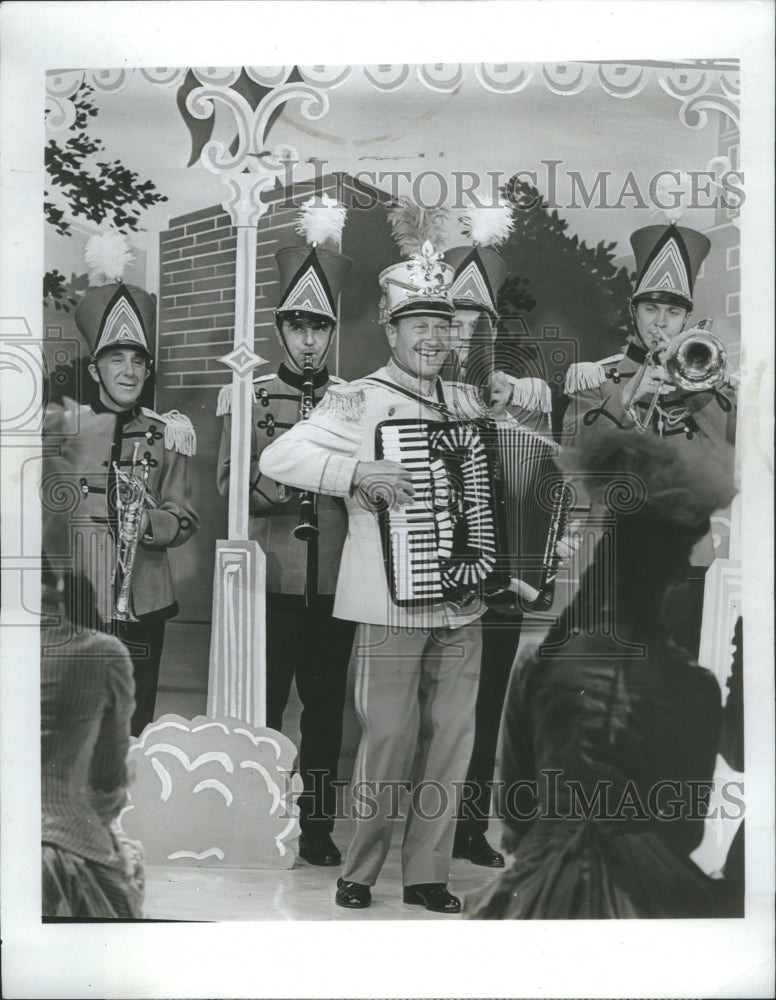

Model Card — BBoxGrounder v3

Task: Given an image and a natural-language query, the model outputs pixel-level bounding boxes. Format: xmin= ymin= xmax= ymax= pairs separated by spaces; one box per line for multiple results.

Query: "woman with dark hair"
xmin=41 ymin=567 xmax=143 ymax=919
xmin=464 ymin=428 xmax=737 ymax=919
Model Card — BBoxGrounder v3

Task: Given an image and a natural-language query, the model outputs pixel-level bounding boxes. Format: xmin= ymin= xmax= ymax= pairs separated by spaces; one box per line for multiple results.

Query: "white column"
xmin=207 ymin=173 xmax=273 ymax=727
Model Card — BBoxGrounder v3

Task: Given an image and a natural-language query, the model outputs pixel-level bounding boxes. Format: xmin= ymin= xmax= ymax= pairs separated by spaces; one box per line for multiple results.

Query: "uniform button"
xmin=388 ymin=407 xmax=395 ymax=416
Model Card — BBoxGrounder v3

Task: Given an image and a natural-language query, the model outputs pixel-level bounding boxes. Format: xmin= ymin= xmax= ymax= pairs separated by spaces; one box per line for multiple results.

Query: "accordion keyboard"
xmin=376 ymin=420 xmax=503 ymax=606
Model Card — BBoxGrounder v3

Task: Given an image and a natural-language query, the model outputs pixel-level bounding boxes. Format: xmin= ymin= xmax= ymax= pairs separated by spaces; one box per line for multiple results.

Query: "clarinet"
xmin=294 ymin=354 xmax=319 ymax=541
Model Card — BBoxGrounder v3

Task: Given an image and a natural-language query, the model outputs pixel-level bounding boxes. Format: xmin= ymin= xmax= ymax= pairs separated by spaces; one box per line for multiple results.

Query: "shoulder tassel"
xmin=565 ymin=362 xmax=606 ymax=395
xmin=216 ymin=383 xmax=232 ymax=416
xmin=508 ymin=376 xmax=552 ymax=413
xmin=314 ymin=387 xmax=365 ymax=422
xmin=161 ymin=410 xmax=197 ymax=456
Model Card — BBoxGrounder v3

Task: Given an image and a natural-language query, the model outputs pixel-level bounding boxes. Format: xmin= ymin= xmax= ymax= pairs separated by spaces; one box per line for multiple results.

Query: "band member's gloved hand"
xmin=488 ymin=371 xmax=512 ymax=417
xmin=555 ymin=519 xmax=582 ymax=565
xmin=351 ymin=459 xmax=415 ymax=509
xmin=621 ymin=364 xmax=672 ymax=409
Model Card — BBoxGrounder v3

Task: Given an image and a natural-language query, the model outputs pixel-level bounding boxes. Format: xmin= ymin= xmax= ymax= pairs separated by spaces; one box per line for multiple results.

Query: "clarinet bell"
xmin=294 ymin=520 xmax=319 ymax=542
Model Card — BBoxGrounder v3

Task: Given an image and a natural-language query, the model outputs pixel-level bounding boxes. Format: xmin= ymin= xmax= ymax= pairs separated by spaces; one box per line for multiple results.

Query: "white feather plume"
xmin=295 ymin=195 xmax=347 ymax=248
xmin=459 ymin=197 xmax=514 ymax=248
xmin=387 ymin=198 xmax=449 ymax=257
xmin=650 ymin=171 xmax=694 ymax=224
xmin=84 ymin=232 xmax=135 ymax=285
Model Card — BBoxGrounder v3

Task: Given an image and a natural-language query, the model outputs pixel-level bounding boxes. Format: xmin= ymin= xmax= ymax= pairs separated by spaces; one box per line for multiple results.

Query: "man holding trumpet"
xmin=41 ymin=233 xmax=199 ymax=737
xmin=564 ymin=219 xmax=737 ymax=447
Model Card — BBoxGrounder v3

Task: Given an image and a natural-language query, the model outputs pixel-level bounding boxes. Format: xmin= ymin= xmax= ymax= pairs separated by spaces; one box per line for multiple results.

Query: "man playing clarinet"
xmin=216 ymin=197 xmax=355 ymax=868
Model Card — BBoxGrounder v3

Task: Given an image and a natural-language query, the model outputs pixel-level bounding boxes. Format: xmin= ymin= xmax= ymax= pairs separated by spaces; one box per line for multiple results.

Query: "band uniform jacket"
xmin=216 ymin=364 xmax=348 ymax=595
xmin=562 ymin=341 xmax=737 ymax=564
xmin=563 ymin=341 xmax=737 ymax=450
xmin=42 ymin=398 xmax=199 ymax=624
xmin=259 ymin=363 xmax=504 ymax=630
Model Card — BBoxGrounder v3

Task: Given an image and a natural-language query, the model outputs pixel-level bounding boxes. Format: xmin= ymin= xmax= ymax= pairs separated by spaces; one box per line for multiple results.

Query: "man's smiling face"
xmin=386 ymin=314 xmax=452 ymax=379
xmin=89 ymin=347 xmax=149 ymax=410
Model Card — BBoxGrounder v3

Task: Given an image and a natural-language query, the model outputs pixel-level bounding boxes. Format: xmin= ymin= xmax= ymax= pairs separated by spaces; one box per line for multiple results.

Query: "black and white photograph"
xmin=1 ymin=2 xmax=774 ymax=997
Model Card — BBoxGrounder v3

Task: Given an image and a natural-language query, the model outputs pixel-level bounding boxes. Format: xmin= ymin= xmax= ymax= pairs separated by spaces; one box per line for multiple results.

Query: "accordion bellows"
xmin=375 ymin=418 xmax=569 ymax=610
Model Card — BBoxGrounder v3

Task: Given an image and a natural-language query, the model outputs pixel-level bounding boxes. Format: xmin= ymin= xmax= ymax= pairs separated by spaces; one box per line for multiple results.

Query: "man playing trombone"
xmin=562 ymin=217 xmax=737 ymax=655
xmin=564 ymin=220 xmax=737 ymax=448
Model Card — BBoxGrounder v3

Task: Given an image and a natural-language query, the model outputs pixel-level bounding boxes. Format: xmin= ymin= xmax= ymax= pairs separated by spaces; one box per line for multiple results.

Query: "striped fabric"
xmin=42 ymin=843 xmax=142 ymax=918
xmin=41 ymin=612 xmax=143 ymax=918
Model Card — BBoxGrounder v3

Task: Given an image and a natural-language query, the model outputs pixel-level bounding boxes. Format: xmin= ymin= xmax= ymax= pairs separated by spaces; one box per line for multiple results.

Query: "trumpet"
xmin=628 ymin=325 xmax=729 ymax=430
xmin=112 ymin=442 xmax=152 ymax=622
xmin=294 ymin=353 xmax=319 ymax=542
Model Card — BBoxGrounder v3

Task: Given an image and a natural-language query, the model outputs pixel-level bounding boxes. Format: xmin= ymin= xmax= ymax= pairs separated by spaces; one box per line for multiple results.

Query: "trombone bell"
xmin=663 ymin=329 xmax=728 ymax=392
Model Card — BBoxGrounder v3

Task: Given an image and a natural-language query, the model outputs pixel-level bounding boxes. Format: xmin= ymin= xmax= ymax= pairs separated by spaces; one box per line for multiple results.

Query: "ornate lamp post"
xmin=181 ymin=71 xmax=331 ymax=726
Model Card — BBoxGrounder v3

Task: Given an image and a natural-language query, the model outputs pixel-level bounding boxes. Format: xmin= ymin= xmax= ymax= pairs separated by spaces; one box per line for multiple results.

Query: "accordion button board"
xmin=375 ymin=419 xmax=508 ymax=607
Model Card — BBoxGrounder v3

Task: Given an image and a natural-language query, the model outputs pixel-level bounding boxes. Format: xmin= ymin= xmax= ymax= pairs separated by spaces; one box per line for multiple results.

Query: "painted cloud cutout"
xmin=119 ymin=714 xmax=302 ymax=870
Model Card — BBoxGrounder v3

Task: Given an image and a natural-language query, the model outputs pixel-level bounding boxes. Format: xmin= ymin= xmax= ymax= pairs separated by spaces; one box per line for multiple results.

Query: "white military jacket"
xmin=259 ymin=361 xmax=493 ymax=630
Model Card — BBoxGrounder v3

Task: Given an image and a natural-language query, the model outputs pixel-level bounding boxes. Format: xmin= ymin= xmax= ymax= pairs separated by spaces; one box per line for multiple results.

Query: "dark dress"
xmin=465 ymin=519 xmax=727 ymax=920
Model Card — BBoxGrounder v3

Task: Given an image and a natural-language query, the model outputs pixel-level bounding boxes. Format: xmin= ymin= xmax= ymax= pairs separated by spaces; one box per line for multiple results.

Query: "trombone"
xmin=629 ymin=325 xmax=729 ymax=431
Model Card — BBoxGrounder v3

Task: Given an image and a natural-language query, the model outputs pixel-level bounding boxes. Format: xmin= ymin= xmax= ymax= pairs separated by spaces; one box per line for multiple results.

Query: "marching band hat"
xmin=75 ymin=233 xmax=154 ymax=362
xmin=630 ymin=222 xmax=711 ymax=312
xmin=379 ymin=199 xmax=454 ymax=324
xmin=446 ymin=199 xmax=514 ymax=317
xmin=275 ymin=195 xmax=351 ymax=324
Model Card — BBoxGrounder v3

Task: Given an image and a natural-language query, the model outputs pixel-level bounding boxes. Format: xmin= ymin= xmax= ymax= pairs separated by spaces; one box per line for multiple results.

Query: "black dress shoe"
xmin=335 ymin=877 xmax=371 ymax=909
xmin=453 ymin=832 xmax=505 ymax=868
xmin=403 ymin=883 xmax=461 ymax=914
xmin=298 ymin=832 xmax=342 ymax=866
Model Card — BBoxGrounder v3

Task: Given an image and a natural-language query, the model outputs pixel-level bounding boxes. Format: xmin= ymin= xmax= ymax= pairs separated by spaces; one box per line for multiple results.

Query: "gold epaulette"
xmin=507 ymin=376 xmax=552 ymax=413
xmin=314 ymin=382 xmax=365 ymax=422
xmin=215 ymin=373 xmax=276 ymax=417
xmin=141 ymin=407 xmax=197 ymax=456
xmin=564 ymin=354 xmax=623 ymax=395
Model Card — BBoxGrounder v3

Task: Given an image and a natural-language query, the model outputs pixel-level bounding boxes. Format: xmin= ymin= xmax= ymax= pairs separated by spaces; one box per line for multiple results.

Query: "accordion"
xmin=375 ymin=418 xmax=570 ymax=610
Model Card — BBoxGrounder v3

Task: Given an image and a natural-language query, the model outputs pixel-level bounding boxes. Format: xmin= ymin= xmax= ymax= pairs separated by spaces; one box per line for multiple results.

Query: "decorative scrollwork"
xmin=84 ymin=68 xmax=131 ymax=94
xmin=679 ymin=94 xmax=740 ymax=131
xmin=140 ymin=67 xmax=188 ymax=87
xmin=417 ymin=63 xmax=465 ymax=92
xmin=45 ymin=70 xmax=86 ymax=133
xmin=597 ymin=63 xmax=651 ymax=99
xmin=298 ymin=65 xmax=352 ymax=90
xmin=719 ymin=70 xmax=741 ymax=99
xmin=542 ymin=62 xmax=594 ymax=96
xmin=659 ymin=67 xmax=714 ymax=100
xmin=186 ymin=81 xmax=329 ymax=175
xmin=46 ymin=70 xmax=86 ymax=98
xmin=192 ymin=67 xmax=243 ymax=87
xmin=45 ymin=95 xmax=78 ymax=133
xmin=245 ymin=66 xmax=295 ymax=88
xmin=362 ymin=64 xmax=411 ymax=92
xmin=475 ymin=63 xmax=533 ymax=94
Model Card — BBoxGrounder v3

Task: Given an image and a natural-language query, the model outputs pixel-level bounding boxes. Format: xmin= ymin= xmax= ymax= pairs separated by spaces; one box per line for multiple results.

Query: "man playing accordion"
xmin=261 ymin=200 xmax=573 ymax=914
